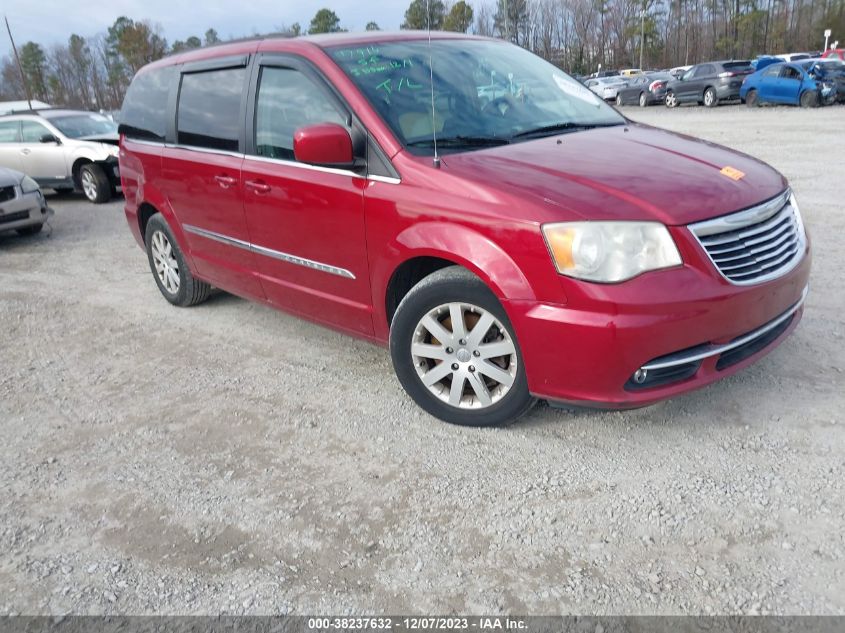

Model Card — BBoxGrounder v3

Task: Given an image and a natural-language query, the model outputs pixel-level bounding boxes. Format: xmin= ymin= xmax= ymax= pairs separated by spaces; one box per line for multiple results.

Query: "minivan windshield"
xmin=49 ymin=113 xmax=117 ymax=139
xmin=328 ymin=39 xmax=624 ymax=153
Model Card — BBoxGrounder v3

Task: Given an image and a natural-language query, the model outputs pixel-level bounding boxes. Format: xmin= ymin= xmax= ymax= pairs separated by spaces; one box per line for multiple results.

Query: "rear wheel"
xmin=665 ymin=91 xmax=678 ymax=108
xmin=799 ymin=90 xmax=818 ymax=108
xmin=745 ymin=89 xmax=759 ymax=107
xmin=703 ymin=87 xmax=718 ymax=107
xmin=79 ymin=164 xmax=112 ymax=204
xmin=639 ymin=92 xmax=648 ymax=107
xmin=144 ymin=214 xmax=212 ymax=307
xmin=615 ymin=94 xmax=623 ymax=107
xmin=389 ymin=267 xmax=535 ymax=427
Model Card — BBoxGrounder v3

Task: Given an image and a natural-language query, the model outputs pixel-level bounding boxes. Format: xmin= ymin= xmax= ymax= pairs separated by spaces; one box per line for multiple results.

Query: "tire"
xmin=144 ymin=214 xmax=211 ymax=307
xmin=615 ymin=94 xmax=623 ymax=107
xmin=745 ymin=89 xmax=759 ymax=107
xmin=799 ymin=90 xmax=818 ymax=108
xmin=703 ymin=87 xmax=718 ymax=107
xmin=16 ymin=223 xmax=43 ymax=236
xmin=665 ymin=91 xmax=678 ymax=108
xmin=79 ymin=163 xmax=112 ymax=204
xmin=639 ymin=92 xmax=648 ymax=107
xmin=389 ymin=266 xmax=535 ymax=427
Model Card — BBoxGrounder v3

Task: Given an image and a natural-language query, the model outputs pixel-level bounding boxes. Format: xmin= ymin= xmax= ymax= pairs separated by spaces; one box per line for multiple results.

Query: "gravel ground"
xmin=0 ymin=105 xmax=843 ymax=616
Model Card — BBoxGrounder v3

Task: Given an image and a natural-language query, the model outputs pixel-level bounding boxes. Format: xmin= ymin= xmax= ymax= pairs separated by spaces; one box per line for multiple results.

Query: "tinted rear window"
xmin=723 ymin=62 xmax=753 ymax=70
xmin=177 ymin=68 xmax=245 ymax=152
xmin=119 ymin=66 xmax=175 ymax=141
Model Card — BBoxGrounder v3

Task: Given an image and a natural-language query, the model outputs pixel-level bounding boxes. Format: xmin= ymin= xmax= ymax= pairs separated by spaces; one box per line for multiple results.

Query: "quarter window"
xmin=177 ymin=67 xmax=245 ymax=151
xmin=0 ymin=120 xmax=20 ymax=142
xmin=120 ymin=66 xmax=175 ymax=141
xmin=20 ymin=120 xmax=51 ymax=143
xmin=254 ymin=66 xmax=346 ymax=161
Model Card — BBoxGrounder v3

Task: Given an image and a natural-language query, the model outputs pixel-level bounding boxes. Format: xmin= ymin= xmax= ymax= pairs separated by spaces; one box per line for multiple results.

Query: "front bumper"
xmin=0 ymin=187 xmax=51 ymax=232
xmin=506 ymin=239 xmax=811 ymax=408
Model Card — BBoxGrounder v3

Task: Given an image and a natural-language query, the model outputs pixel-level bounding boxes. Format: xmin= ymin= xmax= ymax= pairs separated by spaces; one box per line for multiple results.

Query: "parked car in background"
xmin=0 ymin=100 xmax=51 ymax=116
xmin=585 ymin=76 xmax=628 ymax=101
xmin=0 ymin=166 xmax=52 ymax=236
xmin=822 ymin=48 xmax=844 ymax=61
xmin=614 ymin=72 xmax=673 ymax=106
xmin=800 ymin=58 xmax=845 ymax=102
xmin=665 ymin=60 xmax=754 ymax=107
xmin=619 ymin=68 xmax=643 ymax=76
xmin=0 ymin=109 xmax=120 ymax=203
xmin=775 ymin=53 xmax=812 ymax=63
xmin=741 ymin=62 xmax=835 ymax=107
xmin=119 ymin=32 xmax=810 ymax=427
xmin=589 ymin=70 xmax=620 ymax=78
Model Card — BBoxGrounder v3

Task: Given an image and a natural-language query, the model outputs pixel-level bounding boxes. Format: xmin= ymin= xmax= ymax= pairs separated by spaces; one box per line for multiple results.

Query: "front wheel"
xmin=799 ymin=90 xmax=818 ymax=108
xmin=389 ymin=267 xmax=535 ymax=427
xmin=615 ymin=94 xmax=623 ymax=107
xmin=79 ymin=164 xmax=112 ymax=204
xmin=665 ymin=91 xmax=678 ymax=108
xmin=703 ymin=87 xmax=718 ymax=107
xmin=639 ymin=92 xmax=648 ymax=107
xmin=16 ymin=224 xmax=43 ymax=236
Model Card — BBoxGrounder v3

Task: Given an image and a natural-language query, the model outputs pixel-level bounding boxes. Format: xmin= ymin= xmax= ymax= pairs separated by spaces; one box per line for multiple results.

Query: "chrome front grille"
xmin=689 ymin=190 xmax=805 ymax=285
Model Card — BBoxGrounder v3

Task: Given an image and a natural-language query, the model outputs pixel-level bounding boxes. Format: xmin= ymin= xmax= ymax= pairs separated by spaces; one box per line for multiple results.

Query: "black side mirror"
xmin=39 ymin=133 xmax=61 ymax=144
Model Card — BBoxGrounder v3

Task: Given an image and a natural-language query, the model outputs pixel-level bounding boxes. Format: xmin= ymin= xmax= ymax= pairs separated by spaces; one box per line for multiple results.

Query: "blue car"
xmin=740 ymin=62 xmax=836 ymax=107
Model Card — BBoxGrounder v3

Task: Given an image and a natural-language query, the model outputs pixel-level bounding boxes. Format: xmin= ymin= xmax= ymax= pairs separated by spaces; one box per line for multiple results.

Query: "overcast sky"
xmin=2 ymin=0 xmax=408 ymax=48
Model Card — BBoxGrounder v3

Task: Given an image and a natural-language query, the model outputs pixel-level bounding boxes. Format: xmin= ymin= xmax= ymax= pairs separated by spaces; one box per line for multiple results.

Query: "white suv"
xmin=0 ymin=109 xmax=120 ymax=203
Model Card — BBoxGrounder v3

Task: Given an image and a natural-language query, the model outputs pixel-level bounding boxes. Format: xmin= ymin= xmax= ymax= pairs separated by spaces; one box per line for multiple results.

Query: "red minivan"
xmin=118 ymin=32 xmax=811 ymax=426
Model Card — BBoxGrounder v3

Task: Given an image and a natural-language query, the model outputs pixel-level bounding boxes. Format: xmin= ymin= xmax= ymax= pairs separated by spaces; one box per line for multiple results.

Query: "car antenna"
xmin=426 ymin=0 xmax=440 ymax=169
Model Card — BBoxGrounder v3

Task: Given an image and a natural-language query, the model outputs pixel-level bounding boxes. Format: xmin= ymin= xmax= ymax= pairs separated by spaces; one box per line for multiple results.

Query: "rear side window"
xmin=120 ymin=66 xmax=175 ymax=141
xmin=177 ymin=68 xmax=245 ymax=152
xmin=0 ymin=120 xmax=20 ymax=142
xmin=254 ymin=66 xmax=345 ymax=161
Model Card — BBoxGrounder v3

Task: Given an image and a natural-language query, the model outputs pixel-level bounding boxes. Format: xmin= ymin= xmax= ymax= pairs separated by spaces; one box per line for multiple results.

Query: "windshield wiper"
xmin=406 ymin=135 xmax=510 ymax=148
xmin=511 ymin=121 xmax=623 ymax=140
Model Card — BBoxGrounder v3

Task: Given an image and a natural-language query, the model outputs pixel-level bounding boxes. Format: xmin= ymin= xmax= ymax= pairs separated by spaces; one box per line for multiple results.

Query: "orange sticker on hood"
xmin=720 ymin=166 xmax=745 ymax=181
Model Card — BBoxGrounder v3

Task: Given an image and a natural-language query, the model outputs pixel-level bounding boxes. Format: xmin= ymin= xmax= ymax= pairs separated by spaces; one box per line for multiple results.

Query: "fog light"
xmin=633 ymin=368 xmax=648 ymax=384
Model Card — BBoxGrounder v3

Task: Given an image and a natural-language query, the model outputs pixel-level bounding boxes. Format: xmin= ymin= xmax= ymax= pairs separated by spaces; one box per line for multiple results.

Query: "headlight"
xmin=542 ymin=221 xmax=682 ymax=282
xmin=790 ymin=192 xmax=806 ymax=240
xmin=20 ymin=175 xmax=40 ymax=194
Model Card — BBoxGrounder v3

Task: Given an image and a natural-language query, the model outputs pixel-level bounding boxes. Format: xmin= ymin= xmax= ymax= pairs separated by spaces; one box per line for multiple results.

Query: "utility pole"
xmin=639 ymin=4 xmax=646 ymax=70
xmin=4 ymin=15 xmax=32 ymax=110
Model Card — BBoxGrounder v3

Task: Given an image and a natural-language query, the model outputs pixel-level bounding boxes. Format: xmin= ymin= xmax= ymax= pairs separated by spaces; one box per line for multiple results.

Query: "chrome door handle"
xmin=20 ymin=149 xmax=31 ymax=155
xmin=214 ymin=175 xmax=237 ymax=188
xmin=245 ymin=179 xmax=271 ymax=194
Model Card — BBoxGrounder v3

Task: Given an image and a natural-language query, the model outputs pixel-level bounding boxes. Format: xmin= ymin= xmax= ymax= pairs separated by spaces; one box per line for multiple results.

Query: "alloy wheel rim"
xmin=81 ymin=170 xmax=97 ymax=200
xmin=151 ymin=230 xmax=180 ymax=294
xmin=705 ymin=91 xmax=714 ymax=105
xmin=411 ymin=302 xmax=517 ymax=410
xmin=666 ymin=93 xmax=676 ymax=107
xmin=640 ymin=93 xmax=647 ymax=106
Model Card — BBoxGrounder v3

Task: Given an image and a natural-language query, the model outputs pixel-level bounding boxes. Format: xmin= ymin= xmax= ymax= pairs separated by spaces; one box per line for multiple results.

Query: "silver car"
xmin=0 ymin=109 xmax=120 ymax=204
xmin=585 ymin=76 xmax=628 ymax=101
xmin=0 ymin=166 xmax=52 ymax=236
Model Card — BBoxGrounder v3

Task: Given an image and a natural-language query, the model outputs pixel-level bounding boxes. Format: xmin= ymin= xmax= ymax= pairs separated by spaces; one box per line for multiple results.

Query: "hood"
xmin=78 ymin=133 xmax=119 ymax=145
xmin=0 ymin=166 xmax=24 ymax=187
xmin=441 ymin=123 xmax=787 ymax=225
